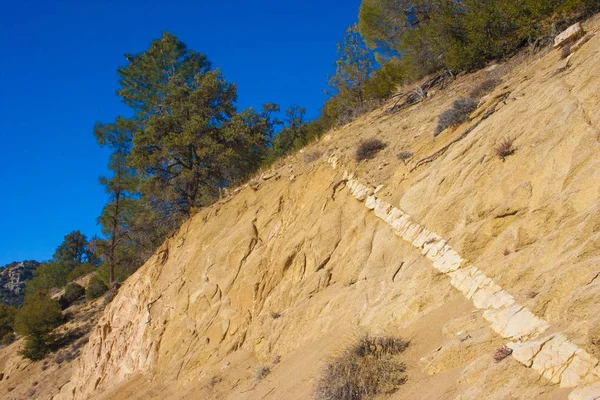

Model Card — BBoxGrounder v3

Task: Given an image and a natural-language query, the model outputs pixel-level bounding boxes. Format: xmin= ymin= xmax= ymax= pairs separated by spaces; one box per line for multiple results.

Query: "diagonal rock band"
xmin=326 ymin=154 xmax=600 ymax=400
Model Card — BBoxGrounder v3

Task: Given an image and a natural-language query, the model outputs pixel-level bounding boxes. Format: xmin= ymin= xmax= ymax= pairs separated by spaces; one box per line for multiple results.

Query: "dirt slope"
xmin=54 ymin=14 xmax=600 ymax=400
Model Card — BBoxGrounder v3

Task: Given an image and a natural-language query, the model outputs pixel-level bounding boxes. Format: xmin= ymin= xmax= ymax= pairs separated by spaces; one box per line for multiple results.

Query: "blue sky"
xmin=0 ymin=0 xmax=361 ymax=266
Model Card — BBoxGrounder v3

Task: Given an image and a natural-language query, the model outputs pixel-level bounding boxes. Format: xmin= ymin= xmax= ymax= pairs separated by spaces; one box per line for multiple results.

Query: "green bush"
xmin=0 ymin=304 xmax=16 ymax=344
xmin=86 ymin=276 xmax=109 ymax=300
xmin=14 ymin=292 xmax=63 ymax=360
xmin=66 ymin=263 xmax=96 ymax=282
xmin=58 ymin=282 xmax=86 ymax=309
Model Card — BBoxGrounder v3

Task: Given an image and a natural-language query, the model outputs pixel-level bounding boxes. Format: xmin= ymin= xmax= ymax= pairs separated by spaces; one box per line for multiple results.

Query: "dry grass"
xmin=356 ymin=139 xmax=386 ymax=162
xmin=495 ymin=138 xmax=516 ymax=161
xmin=561 ymin=44 xmax=572 ymax=59
xmin=469 ymin=78 xmax=500 ymax=98
xmin=304 ymin=150 xmax=323 ymax=164
xmin=315 ymin=335 xmax=408 ymax=400
xmin=397 ymin=150 xmax=414 ymax=164
xmin=434 ymin=98 xmax=478 ymax=136
xmin=494 ymin=345 xmax=513 ymax=362
xmin=255 ymin=366 xmax=271 ymax=382
xmin=270 ymin=311 xmax=281 ymax=319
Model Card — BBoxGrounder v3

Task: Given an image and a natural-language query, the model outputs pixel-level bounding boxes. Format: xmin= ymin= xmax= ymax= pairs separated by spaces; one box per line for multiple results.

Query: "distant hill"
xmin=0 ymin=260 xmax=39 ymax=307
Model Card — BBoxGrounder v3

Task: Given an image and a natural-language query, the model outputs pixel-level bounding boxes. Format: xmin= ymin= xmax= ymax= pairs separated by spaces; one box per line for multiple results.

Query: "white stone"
xmin=554 ymin=22 xmax=584 ymax=48
xmin=412 ymin=228 xmax=433 ymax=248
xmin=503 ymin=308 xmax=549 ymax=340
xmin=355 ymin=188 xmax=369 ymax=201
xmin=560 ymin=350 xmax=599 ymax=388
xmin=365 ymin=196 xmax=378 ymax=210
xmin=374 ymin=200 xmax=393 ymax=220
xmin=569 ymin=382 xmax=600 ymax=400
xmin=385 ymin=207 xmax=404 ymax=225
xmin=431 ymin=248 xmax=463 ymax=273
xmin=423 ymin=239 xmax=447 ymax=261
xmin=402 ymin=223 xmax=424 ymax=243
xmin=391 ymin=215 xmax=412 ymax=235
xmin=472 ymin=285 xmax=515 ymax=310
xmin=530 ymin=335 xmax=578 ymax=384
xmin=484 ymin=305 xmax=549 ymax=339
xmin=508 ymin=335 xmax=555 ymax=367
xmin=374 ymin=185 xmax=384 ymax=194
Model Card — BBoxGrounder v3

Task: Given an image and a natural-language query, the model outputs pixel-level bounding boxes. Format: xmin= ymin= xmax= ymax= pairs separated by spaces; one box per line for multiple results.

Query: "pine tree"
xmin=329 ymin=24 xmax=376 ymax=109
xmin=117 ymin=32 xmax=265 ymax=216
xmin=95 ymin=117 xmax=139 ymax=285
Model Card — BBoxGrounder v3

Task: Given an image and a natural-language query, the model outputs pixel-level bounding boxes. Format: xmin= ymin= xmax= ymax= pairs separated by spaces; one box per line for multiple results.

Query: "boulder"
xmin=554 ymin=22 xmax=584 ymax=49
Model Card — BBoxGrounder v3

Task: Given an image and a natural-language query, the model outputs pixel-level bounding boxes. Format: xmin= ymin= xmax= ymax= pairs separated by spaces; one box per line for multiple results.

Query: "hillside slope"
xmin=56 ymin=15 xmax=600 ymax=400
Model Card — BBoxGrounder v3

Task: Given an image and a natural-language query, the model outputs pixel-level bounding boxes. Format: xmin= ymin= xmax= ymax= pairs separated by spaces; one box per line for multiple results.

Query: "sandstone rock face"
xmin=0 ymin=260 xmax=39 ymax=306
xmin=59 ymin=14 xmax=600 ymax=400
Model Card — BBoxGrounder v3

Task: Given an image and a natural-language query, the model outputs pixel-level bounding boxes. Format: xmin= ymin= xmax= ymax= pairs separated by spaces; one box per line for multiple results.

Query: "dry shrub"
xmin=315 ymin=335 xmax=408 ymax=400
xmin=397 ymin=150 xmax=414 ymax=164
xmin=434 ymin=97 xmax=478 ymax=136
xmin=469 ymin=78 xmax=499 ymax=99
xmin=270 ymin=311 xmax=281 ymax=319
xmin=209 ymin=375 xmax=222 ymax=388
xmin=304 ymin=150 xmax=323 ymax=164
xmin=561 ymin=44 xmax=572 ymax=59
xmin=356 ymin=139 xmax=386 ymax=162
xmin=495 ymin=138 xmax=516 ymax=161
xmin=494 ymin=345 xmax=513 ymax=362
xmin=255 ymin=366 xmax=271 ymax=382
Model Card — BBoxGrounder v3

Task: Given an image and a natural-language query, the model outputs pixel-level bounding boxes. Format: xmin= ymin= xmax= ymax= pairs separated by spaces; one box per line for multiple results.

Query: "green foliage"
xmin=359 ymin=0 xmax=600 ymax=78
xmin=63 ymin=283 xmax=85 ymax=304
xmin=0 ymin=304 xmax=17 ymax=344
xmin=327 ymin=23 xmax=378 ymax=125
xmin=58 ymin=282 xmax=85 ymax=310
xmin=66 ymin=262 xmax=96 ymax=283
xmin=26 ymin=231 xmax=98 ymax=296
xmin=86 ymin=276 xmax=109 ymax=300
xmin=14 ymin=292 xmax=63 ymax=360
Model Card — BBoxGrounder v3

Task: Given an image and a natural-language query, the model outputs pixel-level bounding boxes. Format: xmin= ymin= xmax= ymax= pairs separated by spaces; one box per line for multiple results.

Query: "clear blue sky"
xmin=0 ymin=0 xmax=361 ymax=266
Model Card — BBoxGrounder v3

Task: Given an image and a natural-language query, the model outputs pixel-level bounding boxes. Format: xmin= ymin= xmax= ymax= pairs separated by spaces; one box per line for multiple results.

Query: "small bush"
xmin=453 ymin=98 xmax=478 ymax=114
xmin=66 ymin=263 xmax=96 ymax=283
xmin=494 ymin=345 xmax=513 ymax=362
xmin=64 ymin=283 xmax=85 ymax=304
xmin=315 ymin=335 xmax=408 ymax=400
xmin=469 ymin=79 xmax=499 ymax=99
xmin=356 ymin=139 xmax=386 ymax=161
xmin=495 ymin=138 xmax=516 ymax=161
xmin=14 ymin=291 xmax=63 ymax=360
xmin=0 ymin=333 xmax=15 ymax=347
xmin=0 ymin=304 xmax=16 ymax=343
xmin=304 ymin=150 xmax=323 ymax=164
xmin=255 ymin=366 xmax=271 ymax=382
xmin=397 ymin=150 xmax=414 ymax=164
xmin=103 ymin=288 xmax=118 ymax=306
xmin=86 ymin=276 xmax=108 ymax=300
xmin=435 ymin=97 xmax=478 ymax=136
xmin=560 ymin=44 xmax=572 ymax=59
xmin=270 ymin=311 xmax=281 ymax=319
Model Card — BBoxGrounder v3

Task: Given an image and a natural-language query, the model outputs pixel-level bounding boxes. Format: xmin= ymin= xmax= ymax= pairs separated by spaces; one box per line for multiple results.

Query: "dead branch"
xmin=332 ymin=179 xmax=348 ymax=200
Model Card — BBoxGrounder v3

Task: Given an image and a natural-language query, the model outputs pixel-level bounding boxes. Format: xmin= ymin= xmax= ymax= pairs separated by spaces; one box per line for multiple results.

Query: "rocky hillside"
xmin=0 ymin=261 xmax=39 ymax=307
xmin=5 ymin=13 xmax=595 ymax=400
